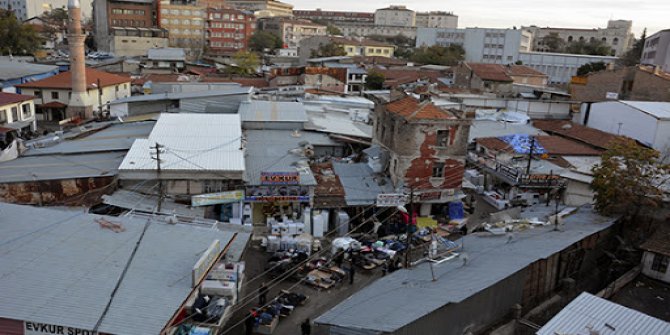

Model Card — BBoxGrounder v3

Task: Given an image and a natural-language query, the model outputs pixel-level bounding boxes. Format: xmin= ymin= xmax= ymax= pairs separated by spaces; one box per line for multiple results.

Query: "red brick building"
xmin=373 ymin=94 xmax=472 ymax=215
xmin=108 ymin=0 xmax=154 ymax=28
xmin=205 ymin=7 xmax=255 ymax=55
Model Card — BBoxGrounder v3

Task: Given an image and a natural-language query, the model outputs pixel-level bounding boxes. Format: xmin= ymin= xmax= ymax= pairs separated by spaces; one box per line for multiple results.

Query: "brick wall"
xmin=629 ymin=69 xmax=670 ymax=101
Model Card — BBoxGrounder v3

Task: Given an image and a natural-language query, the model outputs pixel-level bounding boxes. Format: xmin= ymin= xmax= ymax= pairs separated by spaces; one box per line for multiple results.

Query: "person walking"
xmin=301 ymin=318 xmax=311 ymax=335
xmin=348 ymin=262 xmax=356 ymax=285
xmin=258 ymin=282 xmax=269 ymax=305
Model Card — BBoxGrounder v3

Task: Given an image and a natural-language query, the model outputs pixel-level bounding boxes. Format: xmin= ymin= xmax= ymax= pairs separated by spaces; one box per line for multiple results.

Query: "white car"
xmin=482 ymin=191 xmax=510 ymax=210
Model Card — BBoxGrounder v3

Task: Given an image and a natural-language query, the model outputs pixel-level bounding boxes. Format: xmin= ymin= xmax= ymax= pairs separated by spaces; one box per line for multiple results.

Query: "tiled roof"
xmin=506 ymin=65 xmax=547 ymax=77
xmin=466 ymin=63 xmax=513 ymax=82
xmin=16 ymin=68 xmax=130 ymax=90
xmin=386 ymin=96 xmax=456 ymax=120
xmin=330 ymin=36 xmax=394 ymax=48
xmin=477 ymin=135 xmax=603 ymax=156
xmin=640 ymin=225 xmax=670 ymax=257
xmin=0 ymin=92 xmax=34 ymax=105
xmin=535 ymin=136 xmax=603 ymax=156
xmin=476 ymin=137 xmax=514 ymax=152
xmin=532 ymin=120 xmax=621 ymax=150
xmin=379 ymin=69 xmax=442 ymax=88
xmin=37 ymin=101 xmax=67 ymax=108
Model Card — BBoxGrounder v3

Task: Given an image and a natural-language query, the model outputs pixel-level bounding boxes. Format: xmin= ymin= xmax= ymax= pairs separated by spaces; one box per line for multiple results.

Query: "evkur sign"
xmin=25 ymin=321 xmax=97 ymax=335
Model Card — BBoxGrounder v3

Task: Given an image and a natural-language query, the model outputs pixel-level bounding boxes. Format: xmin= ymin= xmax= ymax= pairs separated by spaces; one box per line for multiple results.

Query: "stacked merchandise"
xmin=252 ymin=290 xmax=309 ymax=334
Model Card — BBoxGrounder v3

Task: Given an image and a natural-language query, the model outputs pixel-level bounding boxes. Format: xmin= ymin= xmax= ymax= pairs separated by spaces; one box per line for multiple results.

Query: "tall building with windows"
xmin=523 ymin=20 xmax=634 ymax=57
xmin=258 ymin=17 xmax=326 ymax=49
xmin=205 ymin=7 xmax=255 ymax=55
xmin=415 ymin=11 xmax=458 ymax=29
xmin=94 ymin=0 xmax=161 ymax=54
xmin=158 ymin=0 xmax=205 ymax=58
xmin=641 ymin=29 xmax=670 ymax=72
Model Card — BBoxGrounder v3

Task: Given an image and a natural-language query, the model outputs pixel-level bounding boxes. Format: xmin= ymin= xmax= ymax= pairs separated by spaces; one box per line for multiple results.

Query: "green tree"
xmin=540 ymin=33 xmax=566 ymax=53
xmin=310 ymin=42 xmax=346 ymax=58
xmin=565 ymin=39 xmax=612 ymax=56
xmin=365 ymin=70 xmax=385 ymax=89
xmin=409 ymin=45 xmax=464 ymax=65
xmin=576 ymin=62 xmax=607 ymax=76
xmin=619 ymin=28 xmax=646 ymax=66
xmin=591 ymin=138 xmax=669 ymax=218
xmin=229 ymin=51 xmax=259 ymax=75
xmin=0 ymin=10 xmax=43 ymax=55
xmin=326 ymin=25 xmax=342 ymax=36
xmin=249 ymin=31 xmax=282 ymax=53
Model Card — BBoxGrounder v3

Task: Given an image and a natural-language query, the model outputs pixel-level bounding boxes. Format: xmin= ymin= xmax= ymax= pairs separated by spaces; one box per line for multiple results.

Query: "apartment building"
xmin=206 ymin=7 xmax=255 ymax=55
xmin=415 ymin=11 xmax=458 ymax=29
xmin=641 ymin=29 xmax=670 ymax=72
xmin=259 ymin=17 xmax=326 ymax=49
xmin=158 ymin=0 xmax=205 ymax=58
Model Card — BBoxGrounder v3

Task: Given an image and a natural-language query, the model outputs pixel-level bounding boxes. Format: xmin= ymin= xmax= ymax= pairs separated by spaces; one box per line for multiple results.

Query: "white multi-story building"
xmin=417 ymin=27 xmax=532 ymax=64
xmin=641 ymin=29 xmax=670 ymax=72
xmin=0 ymin=0 xmax=92 ymax=20
xmin=374 ymin=5 xmax=415 ymax=27
xmin=523 ymin=20 xmax=635 ymax=57
xmin=415 ymin=11 xmax=458 ymax=29
xmin=518 ymin=51 xmax=617 ymax=85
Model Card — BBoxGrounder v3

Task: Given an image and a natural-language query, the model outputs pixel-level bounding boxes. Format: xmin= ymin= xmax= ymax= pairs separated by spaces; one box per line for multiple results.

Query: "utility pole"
xmin=526 ymin=136 xmax=535 ymax=175
xmin=151 ymin=142 xmax=163 ymax=212
xmin=545 ymin=170 xmax=553 ymax=206
xmin=97 ymin=78 xmax=102 ymax=118
xmin=405 ymin=186 xmax=415 ymax=268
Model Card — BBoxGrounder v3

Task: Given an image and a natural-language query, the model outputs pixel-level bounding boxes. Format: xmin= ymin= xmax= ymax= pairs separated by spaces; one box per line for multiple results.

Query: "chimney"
xmin=66 ymin=0 xmax=93 ymax=120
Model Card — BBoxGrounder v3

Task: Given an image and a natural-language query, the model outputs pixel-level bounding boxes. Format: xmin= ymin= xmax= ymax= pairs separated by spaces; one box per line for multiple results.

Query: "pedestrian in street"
xmin=301 ymin=318 xmax=312 ymax=335
xmin=382 ymin=259 xmax=388 ymax=276
xmin=245 ymin=310 xmax=256 ymax=335
xmin=334 ymin=248 xmax=344 ymax=268
xmin=258 ymin=282 xmax=269 ymax=306
xmin=349 ymin=262 xmax=356 ymax=285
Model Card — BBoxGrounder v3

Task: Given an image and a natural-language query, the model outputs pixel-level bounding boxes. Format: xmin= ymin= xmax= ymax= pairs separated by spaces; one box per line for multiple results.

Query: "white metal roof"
xmin=537 ymin=292 xmax=670 ymax=335
xmin=0 ymin=202 xmax=249 ymax=335
xmin=119 ymin=113 xmax=245 ymax=173
xmin=620 ymin=101 xmax=670 ymax=120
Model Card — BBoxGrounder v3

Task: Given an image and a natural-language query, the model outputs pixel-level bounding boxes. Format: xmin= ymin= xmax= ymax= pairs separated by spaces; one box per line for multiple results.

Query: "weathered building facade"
xmin=373 ymin=94 xmax=471 ymax=215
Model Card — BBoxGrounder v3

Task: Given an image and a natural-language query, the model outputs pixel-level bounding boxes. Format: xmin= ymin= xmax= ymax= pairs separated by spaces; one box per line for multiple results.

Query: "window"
xmin=112 ymin=8 xmax=122 ymax=15
xmin=51 ymin=91 xmax=59 ymax=99
xmin=0 ymin=109 xmax=6 ymax=124
xmin=432 ymin=162 xmax=445 ymax=178
xmin=612 ymin=37 xmax=619 ymax=45
xmin=436 ymin=130 xmax=450 ymax=147
xmin=34 ymin=90 xmax=41 ymax=98
xmin=161 ymin=8 xmax=168 ymax=14
xmin=651 ymin=254 xmax=669 ymax=273
xmin=10 ymin=106 xmax=18 ymax=122
xmin=21 ymin=103 xmax=31 ymax=118
xmin=115 ymin=85 xmax=119 ymax=92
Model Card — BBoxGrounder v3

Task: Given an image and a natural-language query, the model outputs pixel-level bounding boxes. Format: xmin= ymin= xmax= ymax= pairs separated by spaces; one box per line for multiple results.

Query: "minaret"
xmin=66 ymin=0 xmax=94 ymax=119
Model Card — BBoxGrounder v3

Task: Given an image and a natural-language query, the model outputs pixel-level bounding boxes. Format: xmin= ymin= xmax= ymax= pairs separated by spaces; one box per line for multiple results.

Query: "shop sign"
xmin=376 ymin=193 xmax=408 ymax=207
xmin=192 ymin=239 xmax=221 ymax=287
xmin=419 ymin=191 xmax=442 ymax=201
xmin=246 ymin=185 xmax=310 ymax=203
xmin=260 ymin=171 xmax=300 ymax=185
xmin=496 ymin=162 xmax=520 ymax=181
xmin=25 ymin=321 xmax=97 ymax=335
xmin=191 ymin=190 xmax=244 ymax=207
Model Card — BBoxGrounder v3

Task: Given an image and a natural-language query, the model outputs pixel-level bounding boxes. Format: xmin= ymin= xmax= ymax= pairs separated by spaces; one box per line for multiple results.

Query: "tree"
xmin=409 ymin=45 xmax=464 ymax=65
xmin=540 ymin=33 xmax=566 ymax=52
xmin=365 ymin=70 xmax=385 ymax=89
xmin=565 ymin=39 xmax=612 ymax=56
xmin=619 ymin=28 xmax=646 ymax=66
xmin=310 ymin=42 xmax=346 ymax=58
xmin=0 ymin=10 xmax=43 ymax=55
xmin=249 ymin=31 xmax=282 ymax=53
xmin=591 ymin=138 xmax=669 ymax=218
xmin=326 ymin=25 xmax=342 ymax=36
xmin=576 ymin=62 xmax=607 ymax=76
xmin=229 ymin=51 xmax=259 ymax=75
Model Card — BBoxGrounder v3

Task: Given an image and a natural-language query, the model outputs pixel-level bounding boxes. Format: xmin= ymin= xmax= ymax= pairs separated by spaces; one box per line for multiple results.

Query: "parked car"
xmin=482 ymin=191 xmax=510 ymax=210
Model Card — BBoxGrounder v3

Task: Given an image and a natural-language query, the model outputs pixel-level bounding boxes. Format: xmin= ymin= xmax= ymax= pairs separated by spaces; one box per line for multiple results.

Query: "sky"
xmin=289 ymin=0 xmax=668 ymax=37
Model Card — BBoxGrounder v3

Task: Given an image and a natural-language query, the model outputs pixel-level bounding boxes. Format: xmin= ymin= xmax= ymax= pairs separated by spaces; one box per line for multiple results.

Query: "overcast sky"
xmin=290 ymin=0 xmax=667 ymax=37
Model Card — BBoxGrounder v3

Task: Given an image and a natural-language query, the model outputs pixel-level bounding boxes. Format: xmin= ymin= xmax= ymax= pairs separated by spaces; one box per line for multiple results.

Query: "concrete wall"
xmin=21 ymin=84 xmax=131 ymax=114
xmin=641 ymin=251 xmax=670 ymax=283
xmin=570 ymin=68 xmax=628 ymax=102
xmin=564 ymin=179 xmax=594 ymax=206
xmin=641 ymin=30 xmax=670 ymax=72
xmin=112 ymin=36 xmax=169 ymax=57
xmin=374 ymin=7 xmax=415 ymax=27
xmin=630 ymin=69 xmax=670 ymax=101
xmin=518 ymin=52 xmax=618 ymax=85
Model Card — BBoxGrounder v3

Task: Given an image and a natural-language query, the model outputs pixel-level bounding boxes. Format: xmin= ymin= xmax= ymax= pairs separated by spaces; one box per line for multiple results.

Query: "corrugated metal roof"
xmin=244 ymin=130 xmax=341 ymax=185
xmin=102 ymin=189 xmax=206 ymax=217
xmin=315 ymin=206 xmax=617 ymax=332
xmin=537 ymin=292 xmax=670 ymax=335
xmin=119 ymin=113 xmax=245 ymax=173
xmin=0 ymin=60 xmax=59 ymax=81
xmin=23 ymin=121 xmax=155 ymax=156
xmin=619 ymin=101 xmax=670 ymax=120
xmin=332 ymin=162 xmax=394 ymax=206
xmin=110 ymin=87 xmax=253 ymax=105
xmin=147 ymin=47 xmax=186 ymax=61
xmin=0 ymin=202 xmax=249 ymax=335
xmin=239 ymin=100 xmax=309 ymax=123
xmin=0 ymin=152 xmax=125 ymax=183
